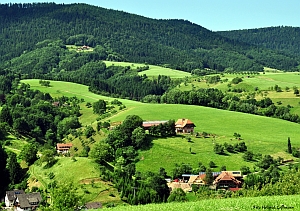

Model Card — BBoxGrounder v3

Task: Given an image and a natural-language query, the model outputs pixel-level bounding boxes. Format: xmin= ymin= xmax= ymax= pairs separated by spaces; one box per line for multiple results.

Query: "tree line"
xmin=160 ymin=88 xmax=300 ymax=124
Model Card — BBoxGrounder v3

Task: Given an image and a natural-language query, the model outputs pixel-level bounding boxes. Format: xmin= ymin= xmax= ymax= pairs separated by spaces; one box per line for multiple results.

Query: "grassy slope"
xmin=182 ymin=72 xmax=300 ymax=115
xmin=22 ymin=79 xmax=300 ymax=174
xmin=29 ymin=157 xmax=122 ymax=204
xmin=104 ymin=194 xmax=300 ymax=211
xmin=103 ymin=61 xmax=191 ymax=78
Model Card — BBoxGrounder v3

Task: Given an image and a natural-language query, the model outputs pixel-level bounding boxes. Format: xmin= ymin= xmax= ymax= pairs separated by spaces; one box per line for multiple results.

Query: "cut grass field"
xmin=104 ymin=194 xmax=300 ymax=211
xmin=22 ymin=79 xmax=300 ymax=174
xmin=103 ymin=61 xmax=191 ymax=78
xmin=29 ymin=157 xmax=123 ymax=205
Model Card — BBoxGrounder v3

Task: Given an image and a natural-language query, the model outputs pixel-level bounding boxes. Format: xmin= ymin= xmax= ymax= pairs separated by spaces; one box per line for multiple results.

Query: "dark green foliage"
xmin=220 ymin=166 xmax=226 ymax=171
xmin=206 ymin=75 xmax=221 ymax=84
xmin=209 ymin=161 xmax=216 ymax=168
xmin=39 ymin=79 xmax=50 ymax=87
xmin=203 ymin=168 xmax=214 ymax=185
xmin=234 ymin=142 xmax=247 ymax=152
xmin=242 ymin=151 xmax=254 ymax=161
xmin=90 ymin=141 xmax=113 ymax=163
xmin=218 ymin=26 xmax=300 ymax=58
xmin=240 ymin=166 xmax=251 ymax=175
xmin=131 ymin=127 xmax=147 ymax=149
xmin=84 ymin=125 xmax=95 ymax=138
xmin=0 ymin=3 xmax=297 ymax=75
xmin=167 ymin=188 xmax=187 ymax=202
xmin=233 ymin=132 xmax=241 ymax=139
xmin=256 ymin=155 xmax=276 ymax=169
xmin=6 ymin=152 xmax=22 ymax=185
xmin=92 ymin=100 xmax=106 ymax=115
xmin=148 ymin=120 xmax=176 ymax=137
xmin=19 ymin=143 xmax=38 ymax=165
xmin=48 ymin=182 xmax=82 ymax=211
xmin=40 ymin=149 xmax=57 ymax=168
xmin=171 ymin=163 xmax=192 ymax=179
xmin=292 ymin=147 xmax=300 ymax=158
xmin=214 ymin=143 xmax=224 ymax=154
xmin=231 ymin=77 xmax=243 ymax=84
xmin=1 ymin=86 xmax=81 ymax=143
xmin=0 ymin=145 xmax=8 ymax=196
xmin=288 ymin=137 xmax=292 ymax=154
xmin=224 ymin=142 xmax=234 ymax=153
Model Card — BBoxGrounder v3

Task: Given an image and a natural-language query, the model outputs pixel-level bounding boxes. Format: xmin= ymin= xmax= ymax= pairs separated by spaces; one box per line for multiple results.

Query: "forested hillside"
xmin=218 ymin=26 xmax=300 ymax=57
xmin=0 ymin=3 xmax=299 ymax=72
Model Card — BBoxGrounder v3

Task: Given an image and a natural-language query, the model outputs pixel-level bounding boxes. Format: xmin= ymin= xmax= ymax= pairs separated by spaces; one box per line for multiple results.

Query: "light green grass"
xmin=182 ymin=73 xmax=300 ymax=115
xmin=29 ymin=157 xmax=122 ymax=204
xmin=103 ymin=61 xmax=191 ymax=78
xmin=3 ymin=135 xmax=28 ymax=155
xmin=23 ymin=80 xmax=300 ymax=173
xmin=104 ymin=194 xmax=300 ymax=211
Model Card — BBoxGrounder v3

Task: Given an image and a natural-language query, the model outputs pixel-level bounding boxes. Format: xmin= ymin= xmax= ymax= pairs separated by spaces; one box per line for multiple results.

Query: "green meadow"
xmin=29 ymin=157 xmax=122 ymax=205
xmin=22 ymin=79 xmax=300 ymax=174
xmin=103 ymin=61 xmax=191 ymax=78
xmin=180 ymin=72 xmax=300 ymax=115
xmin=104 ymin=194 xmax=300 ymax=211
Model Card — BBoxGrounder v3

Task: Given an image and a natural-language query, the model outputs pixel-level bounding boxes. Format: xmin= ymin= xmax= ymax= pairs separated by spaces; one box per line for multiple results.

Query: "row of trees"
xmin=160 ymin=88 xmax=300 ymax=124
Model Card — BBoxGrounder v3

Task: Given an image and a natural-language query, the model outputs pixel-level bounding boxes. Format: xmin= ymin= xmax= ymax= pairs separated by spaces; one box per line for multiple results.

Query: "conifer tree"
xmin=288 ymin=137 xmax=292 ymax=154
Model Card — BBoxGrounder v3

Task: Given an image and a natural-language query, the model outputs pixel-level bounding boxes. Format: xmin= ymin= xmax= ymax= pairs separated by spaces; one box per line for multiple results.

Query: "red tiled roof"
xmin=175 ymin=118 xmax=195 ymax=128
xmin=56 ymin=143 xmax=73 ymax=150
xmin=213 ymin=172 xmax=242 ymax=185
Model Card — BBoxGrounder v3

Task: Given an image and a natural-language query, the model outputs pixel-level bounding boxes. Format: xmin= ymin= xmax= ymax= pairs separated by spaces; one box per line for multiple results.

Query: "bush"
xmin=231 ymin=77 xmax=243 ymax=84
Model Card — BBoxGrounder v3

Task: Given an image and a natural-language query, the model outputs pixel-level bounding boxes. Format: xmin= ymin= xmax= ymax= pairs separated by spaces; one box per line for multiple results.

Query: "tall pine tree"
xmin=288 ymin=137 xmax=292 ymax=154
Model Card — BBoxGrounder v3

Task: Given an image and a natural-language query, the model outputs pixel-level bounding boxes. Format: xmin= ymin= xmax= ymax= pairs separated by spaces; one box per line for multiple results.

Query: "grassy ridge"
xmin=104 ymin=194 xmax=300 ymax=211
xmin=22 ymin=79 xmax=300 ymax=173
xmin=103 ymin=61 xmax=191 ymax=78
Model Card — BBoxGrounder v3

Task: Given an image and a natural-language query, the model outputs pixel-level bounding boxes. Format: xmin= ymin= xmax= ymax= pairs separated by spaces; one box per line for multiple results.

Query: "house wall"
xmin=4 ymin=195 xmax=13 ymax=207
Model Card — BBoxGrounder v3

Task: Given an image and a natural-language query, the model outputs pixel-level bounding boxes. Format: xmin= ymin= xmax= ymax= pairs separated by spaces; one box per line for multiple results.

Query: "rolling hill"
xmin=0 ymin=3 xmax=299 ymax=72
xmin=22 ymin=79 xmax=300 ymax=174
xmin=218 ymin=26 xmax=300 ymax=57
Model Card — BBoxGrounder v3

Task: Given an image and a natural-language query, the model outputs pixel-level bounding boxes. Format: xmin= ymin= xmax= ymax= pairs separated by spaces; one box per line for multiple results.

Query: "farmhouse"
xmin=213 ymin=171 xmax=242 ymax=190
xmin=5 ymin=190 xmax=25 ymax=207
xmin=188 ymin=174 xmax=206 ymax=185
xmin=5 ymin=190 xmax=42 ymax=211
xmin=142 ymin=120 xmax=168 ymax=130
xmin=175 ymin=118 xmax=195 ymax=133
xmin=56 ymin=143 xmax=73 ymax=154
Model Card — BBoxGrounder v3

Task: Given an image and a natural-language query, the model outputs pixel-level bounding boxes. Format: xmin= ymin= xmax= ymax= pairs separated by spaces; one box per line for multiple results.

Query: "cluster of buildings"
xmin=142 ymin=118 xmax=196 ymax=133
xmin=4 ymin=190 xmax=42 ymax=211
xmin=168 ymin=171 xmax=243 ymax=192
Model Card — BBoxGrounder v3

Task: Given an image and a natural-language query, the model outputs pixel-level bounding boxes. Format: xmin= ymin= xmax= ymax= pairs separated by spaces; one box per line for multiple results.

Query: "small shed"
xmin=85 ymin=202 xmax=102 ymax=209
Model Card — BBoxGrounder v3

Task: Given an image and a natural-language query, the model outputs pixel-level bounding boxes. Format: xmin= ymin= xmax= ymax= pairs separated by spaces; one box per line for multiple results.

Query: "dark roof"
xmin=85 ymin=202 xmax=102 ymax=209
xmin=6 ymin=190 xmax=25 ymax=201
xmin=17 ymin=192 xmax=42 ymax=208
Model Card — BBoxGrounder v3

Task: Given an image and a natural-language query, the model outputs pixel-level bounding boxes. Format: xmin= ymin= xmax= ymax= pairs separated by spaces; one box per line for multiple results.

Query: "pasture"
xmin=103 ymin=61 xmax=191 ymax=78
xmin=29 ymin=157 xmax=122 ymax=204
xmin=22 ymin=79 xmax=300 ymax=173
xmin=181 ymin=72 xmax=300 ymax=115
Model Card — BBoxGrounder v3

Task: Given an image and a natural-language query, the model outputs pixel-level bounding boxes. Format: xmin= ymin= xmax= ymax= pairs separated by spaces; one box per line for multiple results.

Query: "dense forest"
xmin=218 ymin=26 xmax=300 ymax=57
xmin=0 ymin=3 xmax=299 ymax=72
